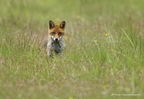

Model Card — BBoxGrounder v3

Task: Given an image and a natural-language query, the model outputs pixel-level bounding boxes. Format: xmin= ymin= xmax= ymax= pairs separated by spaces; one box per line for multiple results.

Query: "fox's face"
xmin=48 ymin=20 xmax=66 ymax=42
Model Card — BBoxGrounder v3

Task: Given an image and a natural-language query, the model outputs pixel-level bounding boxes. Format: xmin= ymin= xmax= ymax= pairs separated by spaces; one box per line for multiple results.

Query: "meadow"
xmin=0 ymin=0 xmax=144 ymax=99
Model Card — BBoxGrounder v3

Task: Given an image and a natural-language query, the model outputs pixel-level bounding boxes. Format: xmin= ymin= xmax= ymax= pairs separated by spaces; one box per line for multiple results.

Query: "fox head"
xmin=48 ymin=20 xmax=66 ymax=42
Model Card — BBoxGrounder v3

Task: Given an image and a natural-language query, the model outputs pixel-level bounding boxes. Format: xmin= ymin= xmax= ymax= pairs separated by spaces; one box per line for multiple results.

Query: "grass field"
xmin=0 ymin=0 xmax=144 ymax=99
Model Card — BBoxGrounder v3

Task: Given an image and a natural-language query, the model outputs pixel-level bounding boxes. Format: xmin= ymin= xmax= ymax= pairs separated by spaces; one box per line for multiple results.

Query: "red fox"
xmin=44 ymin=20 xmax=66 ymax=57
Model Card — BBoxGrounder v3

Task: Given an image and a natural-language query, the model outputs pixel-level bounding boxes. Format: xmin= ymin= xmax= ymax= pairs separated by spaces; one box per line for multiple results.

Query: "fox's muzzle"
xmin=55 ymin=38 xmax=58 ymax=41
xmin=51 ymin=36 xmax=62 ymax=41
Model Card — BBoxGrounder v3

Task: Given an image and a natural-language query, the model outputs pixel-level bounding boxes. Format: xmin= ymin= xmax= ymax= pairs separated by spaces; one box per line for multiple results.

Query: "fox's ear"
xmin=49 ymin=20 xmax=55 ymax=29
xmin=60 ymin=21 xmax=66 ymax=29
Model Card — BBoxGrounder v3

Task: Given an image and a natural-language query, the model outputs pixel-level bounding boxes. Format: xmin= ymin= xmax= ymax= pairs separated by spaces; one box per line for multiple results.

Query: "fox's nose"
xmin=55 ymin=38 xmax=58 ymax=41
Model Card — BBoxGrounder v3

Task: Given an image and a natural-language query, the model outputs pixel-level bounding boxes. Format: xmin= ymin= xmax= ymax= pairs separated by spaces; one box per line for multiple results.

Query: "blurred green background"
xmin=0 ymin=0 xmax=144 ymax=99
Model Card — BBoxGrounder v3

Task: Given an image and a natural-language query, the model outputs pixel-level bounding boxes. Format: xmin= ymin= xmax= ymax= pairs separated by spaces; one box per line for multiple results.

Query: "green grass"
xmin=0 ymin=0 xmax=144 ymax=99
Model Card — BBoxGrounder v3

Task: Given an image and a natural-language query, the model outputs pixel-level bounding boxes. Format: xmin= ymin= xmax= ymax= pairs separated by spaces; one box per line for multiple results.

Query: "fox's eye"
xmin=51 ymin=32 xmax=55 ymax=34
xmin=58 ymin=32 xmax=62 ymax=35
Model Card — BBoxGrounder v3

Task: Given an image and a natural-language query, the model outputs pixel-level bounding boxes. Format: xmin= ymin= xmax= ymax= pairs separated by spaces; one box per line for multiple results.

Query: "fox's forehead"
xmin=49 ymin=24 xmax=64 ymax=32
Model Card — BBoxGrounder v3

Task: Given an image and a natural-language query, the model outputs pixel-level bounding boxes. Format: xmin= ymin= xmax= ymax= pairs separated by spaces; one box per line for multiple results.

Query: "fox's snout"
xmin=55 ymin=38 xmax=58 ymax=41
xmin=51 ymin=36 xmax=62 ymax=41
xmin=53 ymin=37 xmax=59 ymax=41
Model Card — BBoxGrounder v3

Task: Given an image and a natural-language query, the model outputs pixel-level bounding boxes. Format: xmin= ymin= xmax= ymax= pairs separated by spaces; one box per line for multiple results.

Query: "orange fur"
xmin=48 ymin=24 xmax=65 ymax=42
